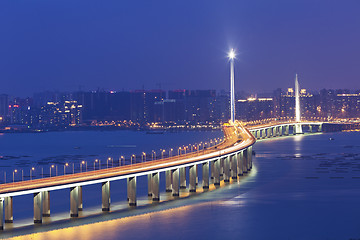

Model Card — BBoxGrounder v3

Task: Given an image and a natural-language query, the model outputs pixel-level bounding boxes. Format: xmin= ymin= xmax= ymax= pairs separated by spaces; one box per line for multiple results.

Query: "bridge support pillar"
xmin=285 ymin=125 xmax=289 ymax=135
xmin=196 ymin=165 xmax=199 ymax=186
xmin=318 ymin=124 xmax=322 ymax=132
xmin=127 ymin=177 xmax=137 ymax=206
xmin=237 ymin=151 xmax=243 ymax=176
xmin=243 ymin=149 xmax=248 ymax=173
xmin=4 ymin=196 xmax=13 ymax=223
xmin=231 ymin=155 xmax=237 ymax=179
xmin=262 ymin=129 xmax=266 ymax=139
xmin=210 ymin=161 xmax=214 ymax=179
xmin=70 ymin=186 xmax=79 ymax=217
xmin=279 ymin=126 xmax=283 ymax=136
xmin=247 ymin=146 xmax=253 ymax=170
xmin=151 ymin=172 xmax=160 ymax=201
xmin=33 ymin=192 xmax=43 ymax=223
xmin=223 ymin=156 xmax=230 ymax=182
xmin=189 ymin=165 xmax=196 ymax=192
xmin=273 ymin=127 xmax=277 ymax=137
xmin=180 ymin=167 xmax=186 ymax=189
xmin=165 ymin=170 xmax=172 ymax=192
xmin=202 ymin=162 xmax=209 ymax=189
xmin=172 ymin=168 xmax=180 ymax=197
xmin=78 ymin=186 xmax=83 ymax=211
xmin=309 ymin=125 xmax=313 ymax=133
xmin=0 ymin=198 xmax=3 ymax=230
xmin=147 ymin=174 xmax=152 ymax=196
xmin=220 ymin=158 xmax=224 ymax=178
xmin=102 ymin=181 xmax=110 ymax=211
xmin=214 ymin=159 xmax=221 ymax=186
xmin=42 ymin=191 xmax=50 ymax=217
xmin=267 ymin=128 xmax=271 ymax=138
xmin=295 ymin=123 xmax=303 ymax=134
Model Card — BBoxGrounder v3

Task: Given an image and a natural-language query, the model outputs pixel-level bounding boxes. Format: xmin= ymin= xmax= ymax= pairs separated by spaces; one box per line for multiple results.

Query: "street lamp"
xmin=30 ymin=167 xmax=35 ymax=180
xmin=229 ymin=48 xmax=236 ymax=123
xmin=120 ymin=156 xmax=124 ymax=166
xmin=50 ymin=165 xmax=55 ymax=177
xmin=152 ymin=151 xmax=156 ymax=160
xmin=80 ymin=161 xmax=86 ymax=172
xmin=94 ymin=159 xmax=98 ymax=170
xmin=169 ymin=148 xmax=173 ymax=157
xmin=161 ymin=149 xmax=166 ymax=159
xmin=64 ymin=163 xmax=69 ymax=175
xmin=13 ymin=169 xmax=17 ymax=183
xmin=107 ymin=157 xmax=113 ymax=168
xmin=131 ymin=154 xmax=136 ymax=165
xmin=178 ymin=147 xmax=182 ymax=156
xmin=142 ymin=152 xmax=146 ymax=162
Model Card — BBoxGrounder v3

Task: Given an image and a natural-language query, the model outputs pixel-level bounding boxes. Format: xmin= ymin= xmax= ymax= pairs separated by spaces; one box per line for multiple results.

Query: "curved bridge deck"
xmin=0 ymin=121 xmax=255 ymax=230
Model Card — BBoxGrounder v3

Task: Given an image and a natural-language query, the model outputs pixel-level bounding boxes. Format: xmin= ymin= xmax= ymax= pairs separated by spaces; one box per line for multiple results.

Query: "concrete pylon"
xmin=70 ymin=186 xmax=79 ymax=217
xmin=295 ymin=73 xmax=303 ymax=134
xmin=172 ymin=168 xmax=180 ymax=197
xmin=42 ymin=191 xmax=50 ymax=217
xmin=127 ymin=177 xmax=137 ymax=206
xmin=34 ymin=192 xmax=43 ymax=223
xmin=102 ymin=181 xmax=110 ymax=211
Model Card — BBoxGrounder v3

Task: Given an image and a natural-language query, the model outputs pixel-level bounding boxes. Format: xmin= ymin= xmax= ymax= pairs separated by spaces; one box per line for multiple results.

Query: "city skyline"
xmin=1 ymin=1 xmax=360 ymax=97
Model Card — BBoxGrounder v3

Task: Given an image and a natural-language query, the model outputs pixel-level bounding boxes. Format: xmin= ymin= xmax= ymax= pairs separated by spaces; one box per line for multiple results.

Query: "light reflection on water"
xmin=7 ymin=203 xmax=209 ymax=240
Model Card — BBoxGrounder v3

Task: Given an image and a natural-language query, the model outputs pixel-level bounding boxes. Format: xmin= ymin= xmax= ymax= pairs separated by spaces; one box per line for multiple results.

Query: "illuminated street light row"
xmin=4 ymin=136 xmax=224 ymax=184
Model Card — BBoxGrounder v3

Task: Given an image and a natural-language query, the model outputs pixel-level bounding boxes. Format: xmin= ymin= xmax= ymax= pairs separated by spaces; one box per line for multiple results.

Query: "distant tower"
xmin=229 ymin=49 xmax=236 ymax=123
xmin=294 ymin=74 xmax=303 ymax=134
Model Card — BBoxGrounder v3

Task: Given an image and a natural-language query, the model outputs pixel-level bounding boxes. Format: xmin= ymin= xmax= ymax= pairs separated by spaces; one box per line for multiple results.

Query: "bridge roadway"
xmin=0 ymin=121 xmax=256 ymax=229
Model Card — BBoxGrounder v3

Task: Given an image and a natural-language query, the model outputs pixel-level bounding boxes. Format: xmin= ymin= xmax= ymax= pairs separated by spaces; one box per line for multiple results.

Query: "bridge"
xmin=1 ymin=119 xmax=358 ymax=230
xmin=0 ymin=121 xmax=257 ymax=230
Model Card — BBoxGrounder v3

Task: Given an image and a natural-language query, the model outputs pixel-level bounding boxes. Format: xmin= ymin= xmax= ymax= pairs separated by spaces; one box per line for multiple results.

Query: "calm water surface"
xmin=1 ymin=131 xmax=360 ymax=240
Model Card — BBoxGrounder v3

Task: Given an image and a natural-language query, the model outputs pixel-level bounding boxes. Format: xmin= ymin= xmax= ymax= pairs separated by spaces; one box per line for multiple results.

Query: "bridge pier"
xmin=267 ymin=128 xmax=271 ymax=138
xmin=102 ymin=181 xmax=110 ymax=211
xmin=237 ymin=151 xmax=243 ymax=176
xmin=272 ymin=127 xmax=277 ymax=137
xmin=231 ymin=155 xmax=237 ymax=179
xmin=262 ymin=129 xmax=266 ymax=139
xmin=33 ymin=192 xmax=43 ymax=223
xmin=285 ymin=125 xmax=289 ymax=135
xmin=180 ymin=167 xmax=186 ymax=189
xmin=189 ymin=165 xmax=196 ymax=192
xmin=309 ymin=125 xmax=313 ymax=133
xmin=196 ymin=165 xmax=199 ymax=186
xmin=210 ymin=161 xmax=214 ymax=179
xmin=78 ymin=186 xmax=83 ymax=211
xmin=0 ymin=199 xmax=3 ymax=230
xmin=147 ymin=174 xmax=152 ymax=196
xmin=165 ymin=170 xmax=172 ymax=192
xmin=172 ymin=168 xmax=180 ymax=196
xmin=223 ymin=156 xmax=230 ymax=182
xmin=243 ymin=149 xmax=248 ymax=173
xmin=151 ymin=172 xmax=160 ymax=201
xmin=213 ymin=159 xmax=221 ymax=186
xmin=247 ymin=146 xmax=253 ymax=170
xmin=318 ymin=124 xmax=322 ymax=132
xmin=70 ymin=186 xmax=79 ymax=217
xmin=42 ymin=191 xmax=50 ymax=217
xmin=4 ymin=196 xmax=13 ymax=223
xmin=279 ymin=126 xmax=283 ymax=136
xmin=202 ymin=162 xmax=209 ymax=189
xmin=295 ymin=123 xmax=303 ymax=134
xmin=220 ymin=158 xmax=224 ymax=178
xmin=127 ymin=177 xmax=137 ymax=206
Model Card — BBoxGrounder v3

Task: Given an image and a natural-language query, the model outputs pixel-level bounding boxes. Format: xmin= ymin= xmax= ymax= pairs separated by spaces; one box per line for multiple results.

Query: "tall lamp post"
xmin=229 ymin=49 xmax=236 ymax=123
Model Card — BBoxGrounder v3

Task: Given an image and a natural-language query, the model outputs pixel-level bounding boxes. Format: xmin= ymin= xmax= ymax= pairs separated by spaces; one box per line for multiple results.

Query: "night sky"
xmin=1 ymin=0 xmax=360 ymax=97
